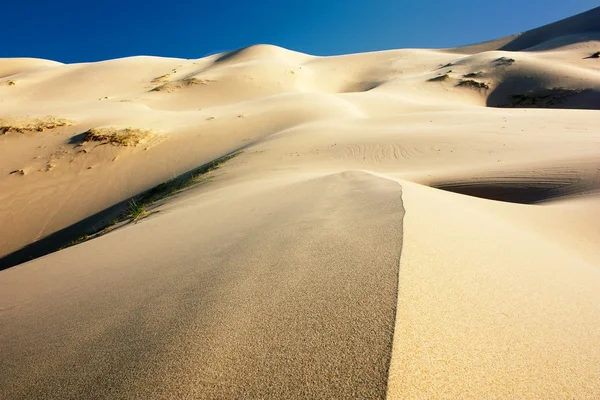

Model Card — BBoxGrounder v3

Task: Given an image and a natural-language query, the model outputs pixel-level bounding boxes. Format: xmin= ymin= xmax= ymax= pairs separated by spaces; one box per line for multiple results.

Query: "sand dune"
xmin=388 ymin=179 xmax=600 ymax=399
xmin=449 ymin=6 xmax=600 ymax=53
xmin=1 ymin=6 xmax=599 ymax=400
xmin=1 ymin=172 xmax=404 ymax=399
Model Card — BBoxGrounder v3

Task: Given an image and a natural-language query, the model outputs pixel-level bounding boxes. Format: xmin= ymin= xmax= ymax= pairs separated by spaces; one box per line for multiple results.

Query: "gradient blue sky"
xmin=2 ymin=0 xmax=597 ymax=63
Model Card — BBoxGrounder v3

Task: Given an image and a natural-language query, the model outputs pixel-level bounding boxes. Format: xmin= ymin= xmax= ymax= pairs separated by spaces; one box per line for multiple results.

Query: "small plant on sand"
xmin=463 ymin=72 xmax=482 ymax=78
xmin=60 ymin=235 xmax=91 ymax=250
xmin=591 ymin=51 xmax=600 ymax=59
xmin=457 ymin=79 xmax=489 ymax=90
xmin=57 ymin=151 xmax=242 ymax=251
xmin=126 ymin=200 xmax=147 ymax=222
xmin=82 ymin=127 xmax=153 ymax=147
xmin=149 ymin=77 xmax=215 ymax=92
xmin=493 ymin=57 xmax=515 ymax=66
xmin=151 ymin=74 xmax=171 ymax=84
xmin=0 ymin=116 xmax=74 ymax=135
xmin=502 ymin=87 xmax=591 ymax=108
xmin=127 ymin=152 xmax=242 ymax=218
xmin=182 ymin=78 xmax=215 ymax=86
xmin=136 ymin=151 xmax=241 ymax=204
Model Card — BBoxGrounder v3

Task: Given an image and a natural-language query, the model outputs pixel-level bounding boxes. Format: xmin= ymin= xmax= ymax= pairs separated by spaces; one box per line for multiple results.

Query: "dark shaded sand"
xmin=0 ymin=171 xmax=404 ymax=399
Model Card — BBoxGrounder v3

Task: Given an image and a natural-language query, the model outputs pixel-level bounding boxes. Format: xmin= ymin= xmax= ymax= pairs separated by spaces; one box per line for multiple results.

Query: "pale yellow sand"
xmin=0 ymin=172 xmax=404 ymax=399
xmin=387 ymin=180 xmax=600 ymax=399
xmin=1 ymin=6 xmax=599 ymax=399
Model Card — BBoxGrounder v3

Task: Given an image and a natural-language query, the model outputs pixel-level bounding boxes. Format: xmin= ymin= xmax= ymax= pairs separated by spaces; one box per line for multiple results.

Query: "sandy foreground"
xmin=1 ymin=6 xmax=600 ymax=400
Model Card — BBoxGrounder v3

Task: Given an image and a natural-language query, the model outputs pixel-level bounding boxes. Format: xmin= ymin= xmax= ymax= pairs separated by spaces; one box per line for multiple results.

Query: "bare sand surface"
xmin=0 ymin=172 xmax=404 ymax=399
xmin=1 ymin=6 xmax=599 ymax=399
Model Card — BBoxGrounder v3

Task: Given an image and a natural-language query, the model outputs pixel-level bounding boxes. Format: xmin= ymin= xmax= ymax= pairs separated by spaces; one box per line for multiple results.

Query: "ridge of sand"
xmin=447 ymin=6 xmax=600 ymax=54
xmin=0 ymin=6 xmax=599 ymax=399
xmin=0 ymin=58 xmax=63 ymax=78
xmin=1 ymin=41 xmax=598 ymax=259
xmin=387 ymin=179 xmax=600 ymax=399
xmin=0 ymin=171 xmax=404 ymax=399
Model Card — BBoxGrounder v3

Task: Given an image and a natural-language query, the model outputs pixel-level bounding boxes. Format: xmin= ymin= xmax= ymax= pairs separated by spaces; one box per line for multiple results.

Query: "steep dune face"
xmin=448 ymin=6 xmax=600 ymax=53
xmin=1 ymin=172 xmax=405 ymax=399
xmin=388 ymin=180 xmax=600 ymax=399
xmin=3 ymin=33 xmax=597 ymax=261
xmin=1 ymin=7 xmax=600 ymax=400
xmin=500 ymin=6 xmax=600 ymax=51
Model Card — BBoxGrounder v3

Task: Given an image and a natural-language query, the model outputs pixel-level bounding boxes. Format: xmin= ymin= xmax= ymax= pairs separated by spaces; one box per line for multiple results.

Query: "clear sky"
xmin=2 ymin=0 xmax=597 ymax=63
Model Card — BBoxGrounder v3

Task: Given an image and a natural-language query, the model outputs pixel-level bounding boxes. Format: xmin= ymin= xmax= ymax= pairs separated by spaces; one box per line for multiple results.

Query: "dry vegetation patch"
xmin=457 ymin=79 xmax=490 ymax=90
xmin=151 ymin=74 xmax=171 ymax=83
xmin=501 ymin=88 xmax=593 ymax=108
xmin=149 ymin=77 xmax=216 ymax=92
xmin=82 ymin=127 xmax=154 ymax=147
xmin=493 ymin=57 xmax=515 ymax=66
xmin=60 ymin=151 xmax=242 ymax=250
xmin=182 ymin=77 xmax=216 ymax=86
xmin=0 ymin=116 xmax=74 ymax=135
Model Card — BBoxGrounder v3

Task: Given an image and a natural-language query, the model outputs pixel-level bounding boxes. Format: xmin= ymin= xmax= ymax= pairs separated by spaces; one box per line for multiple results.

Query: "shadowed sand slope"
xmin=448 ymin=6 xmax=600 ymax=53
xmin=499 ymin=6 xmax=600 ymax=51
xmin=1 ymin=6 xmax=600 ymax=400
xmin=0 ymin=171 xmax=404 ymax=399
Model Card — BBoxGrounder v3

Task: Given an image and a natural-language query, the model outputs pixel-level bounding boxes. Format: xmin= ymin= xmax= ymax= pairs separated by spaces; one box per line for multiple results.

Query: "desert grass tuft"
xmin=149 ymin=77 xmax=215 ymax=92
xmin=502 ymin=88 xmax=591 ymax=108
xmin=126 ymin=200 xmax=147 ymax=222
xmin=0 ymin=116 xmax=74 ymax=135
xmin=151 ymin=74 xmax=171 ymax=83
xmin=457 ymin=79 xmax=489 ymax=90
xmin=59 ymin=151 xmax=242 ymax=249
xmin=59 ymin=235 xmax=91 ymax=250
xmin=493 ymin=57 xmax=515 ymax=66
xmin=82 ymin=127 xmax=153 ymax=146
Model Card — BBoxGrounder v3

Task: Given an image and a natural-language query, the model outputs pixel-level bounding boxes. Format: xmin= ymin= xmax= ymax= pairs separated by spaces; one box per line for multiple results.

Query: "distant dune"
xmin=1 ymin=7 xmax=599 ymax=400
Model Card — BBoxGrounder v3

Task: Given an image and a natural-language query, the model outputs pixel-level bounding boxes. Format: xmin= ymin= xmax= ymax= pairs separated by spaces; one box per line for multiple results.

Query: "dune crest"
xmin=1 ymin=6 xmax=599 ymax=400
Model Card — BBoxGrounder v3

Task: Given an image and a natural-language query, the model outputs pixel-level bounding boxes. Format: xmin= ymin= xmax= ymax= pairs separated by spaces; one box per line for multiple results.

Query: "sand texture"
xmin=1 ymin=6 xmax=600 ymax=399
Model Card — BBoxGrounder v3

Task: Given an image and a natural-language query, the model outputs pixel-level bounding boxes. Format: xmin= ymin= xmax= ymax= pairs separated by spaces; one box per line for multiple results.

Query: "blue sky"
xmin=2 ymin=0 xmax=597 ymax=63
